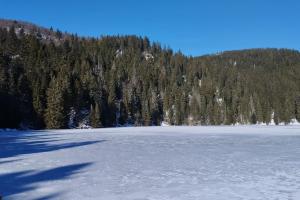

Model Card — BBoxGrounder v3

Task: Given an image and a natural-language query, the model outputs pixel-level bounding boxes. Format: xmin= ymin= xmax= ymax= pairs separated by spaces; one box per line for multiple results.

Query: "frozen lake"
xmin=1 ymin=126 xmax=300 ymax=200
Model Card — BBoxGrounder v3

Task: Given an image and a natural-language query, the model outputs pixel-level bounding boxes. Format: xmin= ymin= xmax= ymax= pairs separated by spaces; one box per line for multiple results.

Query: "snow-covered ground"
xmin=1 ymin=126 xmax=300 ymax=200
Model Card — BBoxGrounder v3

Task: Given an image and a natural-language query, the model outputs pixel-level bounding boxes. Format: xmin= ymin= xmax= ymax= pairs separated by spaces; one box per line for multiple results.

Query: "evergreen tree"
xmin=44 ymin=78 xmax=66 ymax=129
xmin=296 ymin=96 xmax=300 ymax=122
xmin=90 ymin=103 xmax=102 ymax=128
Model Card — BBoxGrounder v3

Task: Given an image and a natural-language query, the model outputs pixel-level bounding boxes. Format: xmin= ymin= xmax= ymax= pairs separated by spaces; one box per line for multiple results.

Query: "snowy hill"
xmin=1 ymin=126 xmax=300 ymax=199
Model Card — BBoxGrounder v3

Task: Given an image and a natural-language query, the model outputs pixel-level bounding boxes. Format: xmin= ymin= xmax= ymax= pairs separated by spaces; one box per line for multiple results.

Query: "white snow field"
xmin=1 ymin=126 xmax=300 ymax=200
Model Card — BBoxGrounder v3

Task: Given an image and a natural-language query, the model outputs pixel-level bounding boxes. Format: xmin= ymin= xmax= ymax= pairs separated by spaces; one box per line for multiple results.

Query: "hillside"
xmin=0 ymin=19 xmax=300 ymax=129
xmin=0 ymin=19 xmax=71 ymax=44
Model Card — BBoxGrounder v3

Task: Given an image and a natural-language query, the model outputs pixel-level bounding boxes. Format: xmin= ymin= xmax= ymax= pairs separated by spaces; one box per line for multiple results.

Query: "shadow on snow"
xmin=0 ymin=130 xmax=105 ymax=199
xmin=0 ymin=162 xmax=92 ymax=199
xmin=0 ymin=130 xmax=105 ymax=159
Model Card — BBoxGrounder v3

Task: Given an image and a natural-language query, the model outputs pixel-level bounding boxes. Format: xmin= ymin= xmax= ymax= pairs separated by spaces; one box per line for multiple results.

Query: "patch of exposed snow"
xmin=77 ymin=109 xmax=91 ymax=129
xmin=10 ymin=54 xmax=20 ymax=59
xmin=198 ymin=79 xmax=202 ymax=87
xmin=289 ymin=118 xmax=300 ymax=126
xmin=143 ymin=51 xmax=154 ymax=60
xmin=77 ymin=124 xmax=92 ymax=129
xmin=182 ymin=75 xmax=186 ymax=82
xmin=216 ymin=97 xmax=223 ymax=104
xmin=161 ymin=121 xmax=170 ymax=126
xmin=68 ymin=107 xmax=76 ymax=129
xmin=115 ymin=49 xmax=123 ymax=58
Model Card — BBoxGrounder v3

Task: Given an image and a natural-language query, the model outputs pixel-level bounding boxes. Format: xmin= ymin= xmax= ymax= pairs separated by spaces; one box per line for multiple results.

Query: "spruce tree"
xmin=44 ymin=78 xmax=66 ymax=129
xmin=296 ymin=96 xmax=300 ymax=122
xmin=90 ymin=103 xmax=102 ymax=128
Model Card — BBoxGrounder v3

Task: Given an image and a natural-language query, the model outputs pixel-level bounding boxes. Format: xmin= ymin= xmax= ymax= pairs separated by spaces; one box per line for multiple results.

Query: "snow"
xmin=161 ymin=121 xmax=170 ymax=126
xmin=216 ymin=97 xmax=223 ymax=104
xmin=1 ymin=126 xmax=300 ymax=200
xmin=256 ymin=118 xmax=300 ymax=126
xmin=290 ymin=118 xmax=300 ymax=126
xmin=143 ymin=52 xmax=154 ymax=60
xmin=68 ymin=107 xmax=76 ymax=128
xmin=10 ymin=55 xmax=20 ymax=59
xmin=77 ymin=109 xmax=91 ymax=129
xmin=115 ymin=49 xmax=123 ymax=58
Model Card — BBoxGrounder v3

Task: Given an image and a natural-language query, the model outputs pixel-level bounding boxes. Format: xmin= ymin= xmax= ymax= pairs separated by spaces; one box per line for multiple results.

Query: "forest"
xmin=0 ymin=20 xmax=300 ymax=129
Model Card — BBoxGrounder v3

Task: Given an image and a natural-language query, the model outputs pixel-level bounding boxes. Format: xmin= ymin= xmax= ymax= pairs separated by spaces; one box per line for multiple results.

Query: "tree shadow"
xmin=0 ymin=131 xmax=106 ymax=159
xmin=0 ymin=130 xmax=106 ymax=199
xmin=0 ymin=158 xmax=22 ymax=164
xmin=0 ymin=162 xmax=92 ymax=199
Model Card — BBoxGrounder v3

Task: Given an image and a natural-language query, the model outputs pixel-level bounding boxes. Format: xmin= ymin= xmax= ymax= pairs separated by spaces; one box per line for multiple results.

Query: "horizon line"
xmin=1 ymin=18 xmax=299 ymax=57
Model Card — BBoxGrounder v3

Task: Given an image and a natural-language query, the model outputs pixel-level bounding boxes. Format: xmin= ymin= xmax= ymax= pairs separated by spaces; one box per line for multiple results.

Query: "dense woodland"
xmin=0 ymin=20 xmax=300 ymax=129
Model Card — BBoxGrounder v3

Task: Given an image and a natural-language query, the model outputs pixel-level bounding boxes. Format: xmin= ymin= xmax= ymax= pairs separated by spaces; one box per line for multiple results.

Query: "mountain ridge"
xmin=1 ymin=19 xmax=298 ymax=57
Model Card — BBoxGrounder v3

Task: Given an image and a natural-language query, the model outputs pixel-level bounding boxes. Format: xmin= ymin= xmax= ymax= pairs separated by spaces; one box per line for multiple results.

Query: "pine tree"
xmin=296 ymin=96 xmax=300 ymax=122
xmin=90 ymin=103 xmax=102 ymax=128
xmin=44 ymin=78 xmax=66 ymax=129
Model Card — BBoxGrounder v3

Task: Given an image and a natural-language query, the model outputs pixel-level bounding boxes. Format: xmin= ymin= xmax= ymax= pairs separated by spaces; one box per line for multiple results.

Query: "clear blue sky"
xmin=1 ymin=0 xmax=299 ymax=56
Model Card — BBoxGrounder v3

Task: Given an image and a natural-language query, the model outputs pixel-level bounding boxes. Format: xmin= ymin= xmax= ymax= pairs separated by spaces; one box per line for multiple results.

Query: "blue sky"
xmin=1 ymin=0 xmax=299 ymax=56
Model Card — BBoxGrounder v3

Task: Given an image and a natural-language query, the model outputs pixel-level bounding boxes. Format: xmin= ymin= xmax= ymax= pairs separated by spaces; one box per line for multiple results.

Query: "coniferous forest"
xmin=0 ymin=20 xmax=300 ymax=129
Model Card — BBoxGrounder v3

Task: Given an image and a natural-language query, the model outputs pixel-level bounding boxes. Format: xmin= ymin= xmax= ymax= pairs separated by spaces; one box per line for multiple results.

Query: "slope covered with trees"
xmin=0 ymin=20 xmax=299 ymax=129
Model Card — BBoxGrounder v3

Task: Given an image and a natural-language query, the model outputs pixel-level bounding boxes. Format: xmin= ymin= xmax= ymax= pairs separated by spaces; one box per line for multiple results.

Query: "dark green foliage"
xmin=0 ymin=22 xmax=300 ymax=129
xmin=44 ymin=78 xmax=66 ymax=129
xmin=90 ymin=103 xmax=102 ymax=128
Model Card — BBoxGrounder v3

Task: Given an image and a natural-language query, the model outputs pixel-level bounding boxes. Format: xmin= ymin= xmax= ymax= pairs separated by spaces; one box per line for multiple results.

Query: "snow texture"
xmin=1 ymin=126 xmax=300 ymax=200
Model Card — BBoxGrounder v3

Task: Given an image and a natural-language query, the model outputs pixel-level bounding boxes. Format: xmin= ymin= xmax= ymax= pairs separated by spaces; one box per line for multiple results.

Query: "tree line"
xmin=0 ymin=25 xmax=299 ymax=129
